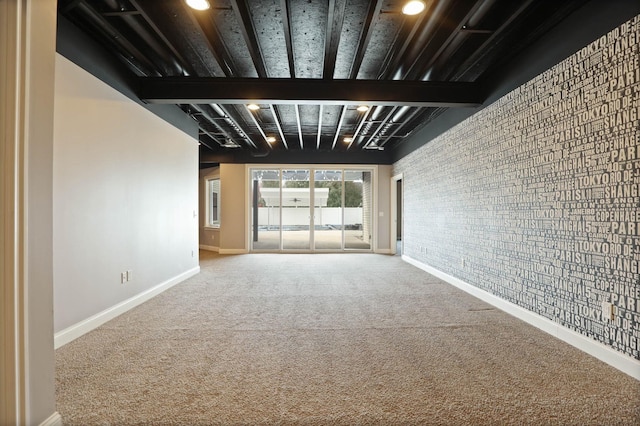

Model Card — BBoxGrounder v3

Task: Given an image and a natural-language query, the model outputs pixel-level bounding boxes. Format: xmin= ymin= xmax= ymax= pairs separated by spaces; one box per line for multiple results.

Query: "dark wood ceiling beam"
xmin=378 ymin=3 xmax=431 ymax=79
xmin=452 ymin=0 xmax=536 ymax=81
xmin=72 ymin=0 xmax=160 ymax=76
xmin=349 ymin=0 xmax=384 ymax=79
xmin=185 ymin=5 xmax=236 ymax=76
xmin=138 ymin=78 xmax=483 ymax=107
xmin=294 ymin=105 xmax=304 ymax=149
xmin=245 ymin=106 xmax=272 ymax=150
xmin=316 ymin=105 xmax=324 ymax=149
xmin=322 ymin=0 xmax=346 ymax=79
xmin=229 ymin=0 xmax=269 ymax=78
xmin=280 ymin=0 xmax=296 ymax=78
xmin=401 ymin=0 xmax=476 ymax=80
xmin=346 ymin=107 xmax=372 ymax=150
xmin=415 ymin=0 xmax=493 ymax=81
xmin=270 ymin=105 xmax=289 ymax=150
xmin=331 ymin=106 xmax=348 ymax=150
xmin=129 ymin=0 xmax=193 ymax=75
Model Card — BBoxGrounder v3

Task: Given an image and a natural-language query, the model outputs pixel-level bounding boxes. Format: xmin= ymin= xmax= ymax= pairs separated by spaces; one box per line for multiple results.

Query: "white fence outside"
xmin=258 ymin=207 xmax=363 ymax=227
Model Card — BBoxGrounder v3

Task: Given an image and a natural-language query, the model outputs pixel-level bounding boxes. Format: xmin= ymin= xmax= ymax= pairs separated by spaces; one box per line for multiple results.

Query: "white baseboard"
xmin=39 ymin=411 xmax=63 ymax=426
xmin=199 ymin=244 xmax=219 ymax=252
xmin=403 ymin=255 xmax=640 ymax=381
xmin=54 ymin=266 xmax=200 ymax=349
xmin=219 ymin=248 xmax=248 ymax=254
xmin=375 ymin=248 xmax=393 ymax=254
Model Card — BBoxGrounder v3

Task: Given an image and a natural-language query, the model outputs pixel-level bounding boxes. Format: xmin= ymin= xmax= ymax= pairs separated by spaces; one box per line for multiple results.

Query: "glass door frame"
xmin=247 ymin=165 xmax=377 ymax=253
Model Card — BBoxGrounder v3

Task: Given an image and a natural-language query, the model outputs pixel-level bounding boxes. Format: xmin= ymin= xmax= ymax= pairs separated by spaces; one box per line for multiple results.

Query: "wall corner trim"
xmin=39 ymin=412 xmax=63 ymax=426
xmin=402 ymin=255 xmax=640 ymax=381
xmin=199 ymin=244 xmax=220 ymax=252
xmin=54 ymin=266 xmax=200 ymax=349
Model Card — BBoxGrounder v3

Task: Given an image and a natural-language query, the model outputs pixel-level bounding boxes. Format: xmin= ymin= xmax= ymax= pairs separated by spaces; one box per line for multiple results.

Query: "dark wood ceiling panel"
xmin=320 ymin=105 xmax=343 ymax=136
xmin=289 ymin=0 xmax=328 ymax=78
xmin=248 ymin=0 xmax=291 ymax=78
xmin=131 ymin=0 xmax=223 ymax=77
xmin=229 ymin=0 xmax=269 ymax=77
xmin=333 ymin=0 xmax=381 ymax=79
xmin=210 ymin=3 xmax=259 ymax=77
xmin=355 ymin=11 xmax=403 ymax=79
xmin=275 ymin=104 xmax=299 ymax=140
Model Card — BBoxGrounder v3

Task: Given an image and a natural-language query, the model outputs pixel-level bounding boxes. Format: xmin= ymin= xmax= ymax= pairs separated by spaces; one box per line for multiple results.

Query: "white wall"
xmin=376 ymin=164 xmax=391 ymax=252
xmin=53 ymin=54 xmax=199 ymax=338
xmin=220 ymin=163 xmax=247 ymax=252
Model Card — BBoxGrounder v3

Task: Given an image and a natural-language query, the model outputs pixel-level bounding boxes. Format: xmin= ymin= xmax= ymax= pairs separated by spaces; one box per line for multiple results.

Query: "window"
xmin=207 ymin=178 xmax=220 ymax=227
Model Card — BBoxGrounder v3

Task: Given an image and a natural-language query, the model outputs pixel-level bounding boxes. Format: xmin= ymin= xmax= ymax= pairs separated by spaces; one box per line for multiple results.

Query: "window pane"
xmin=314 ymin=170 xmax=342 ymax=250
xmin=251 ymin=169 xmax=281 ymax=250
xmin=208 ymin=178 xmax=220 ymax=226
xmin=344 ymin=170 xmax=371 ymax=249
xmin=282 ymin=169 xmax=310 ymax=250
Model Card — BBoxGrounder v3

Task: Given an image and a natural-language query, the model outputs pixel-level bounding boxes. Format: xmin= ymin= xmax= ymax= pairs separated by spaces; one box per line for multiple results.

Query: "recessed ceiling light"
xmin=185 ymin=0 xmax=210 ymax=10
xmin=402 ymin=0 xmax=426 ymax=15
xmin=247 ymin=104 xmax=260 ymax=111
xmin=185 ymin=0 xmax=210 ymax=11
xmin=343 ymin=137 xmax=353 ymax=143
xmin=357 ymin=105 xmax=369 ymax=112
xmin=266 ymin=136 xmax=276 ymax=143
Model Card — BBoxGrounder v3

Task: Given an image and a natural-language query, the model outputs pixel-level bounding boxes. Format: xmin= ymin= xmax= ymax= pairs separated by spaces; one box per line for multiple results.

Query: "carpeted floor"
xmin=55 ymin=251 xmax=640 ymax=425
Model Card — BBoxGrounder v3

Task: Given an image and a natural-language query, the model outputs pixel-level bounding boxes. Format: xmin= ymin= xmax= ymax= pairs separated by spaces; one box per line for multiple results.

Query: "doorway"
xmin=391 ymin=174 xmax=403 ymax=255
xmin=250 ymin=168 xmax=374 ymax=252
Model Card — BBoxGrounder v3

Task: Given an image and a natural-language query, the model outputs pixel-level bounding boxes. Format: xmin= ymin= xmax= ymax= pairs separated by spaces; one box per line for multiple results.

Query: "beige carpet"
xmin=56 ymin=251 xmax=640 ymax=425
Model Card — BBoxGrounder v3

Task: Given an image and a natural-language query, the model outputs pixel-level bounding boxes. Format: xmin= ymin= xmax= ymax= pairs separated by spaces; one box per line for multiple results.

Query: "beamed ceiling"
xmin=57 ymin=0 xmax=591 ymax=166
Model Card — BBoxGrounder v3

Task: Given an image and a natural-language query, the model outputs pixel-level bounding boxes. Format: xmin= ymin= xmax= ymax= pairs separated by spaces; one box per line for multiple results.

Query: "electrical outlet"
xmin=602 ymin=301 xmax=615 ymax=321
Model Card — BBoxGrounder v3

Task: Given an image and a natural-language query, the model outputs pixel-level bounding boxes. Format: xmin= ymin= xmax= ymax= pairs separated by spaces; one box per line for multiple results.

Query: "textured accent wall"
xmin=393 ymin=16 xmax=639 ymax=359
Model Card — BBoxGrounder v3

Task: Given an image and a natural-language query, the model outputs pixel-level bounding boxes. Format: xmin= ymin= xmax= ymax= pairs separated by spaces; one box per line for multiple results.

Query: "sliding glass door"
xmin=250 ymin=167 xmax=373 ymax=252
xmin=313 ymin=170 xmax=342 ymax=250
xmin=251 ymin=169 xmax=281 ymax=250
xmin=282 ymin=169 xmax=311 ymax=250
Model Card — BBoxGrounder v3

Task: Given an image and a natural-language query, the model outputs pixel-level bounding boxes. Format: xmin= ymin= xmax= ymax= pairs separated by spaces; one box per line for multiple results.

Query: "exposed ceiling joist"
xmin=57 ymin=0 xmax=596 ymax=163
xmin=138 ymin=78 xmax=484 ymax=107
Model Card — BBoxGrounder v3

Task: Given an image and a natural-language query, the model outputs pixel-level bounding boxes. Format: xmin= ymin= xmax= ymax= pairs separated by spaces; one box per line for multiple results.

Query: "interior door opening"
xmin=391 ymin=174 xmax=403 ymax=256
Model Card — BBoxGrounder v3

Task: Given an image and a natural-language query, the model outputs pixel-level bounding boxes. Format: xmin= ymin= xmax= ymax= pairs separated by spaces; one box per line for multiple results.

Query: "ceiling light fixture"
xmin=356 ymin=105 xmax=369 ymax=112
xmin=343 ymin=137 xmax=353 ymax=143
xmin=185 ymin=0 xmax=210 ymax=11
xmin=247 ymin=104 xmax=260 ymax=111
xmin=266 ymin=136 xmax=276 ymax=143
xmin=402 ymin=0 xmax=426 ymax=15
